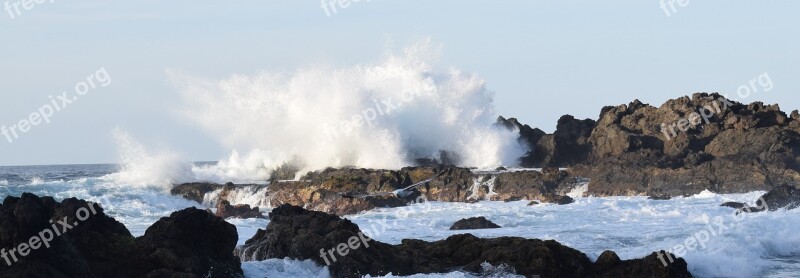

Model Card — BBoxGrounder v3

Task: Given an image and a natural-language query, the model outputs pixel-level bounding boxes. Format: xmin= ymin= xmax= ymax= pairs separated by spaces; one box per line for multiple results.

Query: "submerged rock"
xmin=649 ymin=194 xmax=672 ymax=200
xmin=539 ymin=193 xmax=575 ymax=205
xmin=449 ymin=217 xmax=501 ymax=230
xmin=238 ymin=204 xmax=692 ymax=278
xmin=720 ymin=202 xmax=746 ymax=209
xmin=0 ymin=193 xmax=243 ymax=278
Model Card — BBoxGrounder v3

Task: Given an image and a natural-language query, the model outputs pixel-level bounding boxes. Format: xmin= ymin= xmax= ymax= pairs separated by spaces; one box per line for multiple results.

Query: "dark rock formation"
xmin=173 ymin=166 xmax=584 ymax=215
xmin=449 ymin=217 xmax=501 ymax=230
xmin=215 ymin=200 xmax=263 ymax=219
xmin=720 ymin=202 xmax=746 ymax=209
xmin=649 ymin=194 xmax=672 ymax=200
xmin=0 ymin=193 xmax=242 ymax=278
xmin=238 ymin=204 xmax=692 ymax=278
xmin=500 ymin=93 xmax=800 ymax=197
xmin=539 ymin=193 xmax=575 ymax=205
xmin=527 ymin=201 xmax=539 ymax=206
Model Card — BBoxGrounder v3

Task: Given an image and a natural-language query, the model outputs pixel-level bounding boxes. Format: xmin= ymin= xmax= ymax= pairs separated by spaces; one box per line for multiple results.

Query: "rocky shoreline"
xmin=1 ymin=193 xmax=693 ymax=278
xmin=172 ymin=93 xmax=800 ymax=216
xmin=237 ymin=204 xmax=693 ymax=278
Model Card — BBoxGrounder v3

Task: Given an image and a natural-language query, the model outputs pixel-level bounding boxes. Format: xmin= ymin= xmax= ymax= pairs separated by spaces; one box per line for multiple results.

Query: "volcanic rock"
xmin=0 ymin=193 xmax=243 ymax=278
xmin=449 ymin=217 xmax=501 ymax=230
xmin=238 ymin=204 xmax=692 ymax=278
xmin=215 ymin=200 xmax=263 ymax=219
xmin=539 ymin=193 xmax=575 ymax=205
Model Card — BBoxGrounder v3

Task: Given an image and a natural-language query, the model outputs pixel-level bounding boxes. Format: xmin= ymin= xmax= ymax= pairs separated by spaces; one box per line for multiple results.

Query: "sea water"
xmin=1 ymin=164 xmax=798 ymax=278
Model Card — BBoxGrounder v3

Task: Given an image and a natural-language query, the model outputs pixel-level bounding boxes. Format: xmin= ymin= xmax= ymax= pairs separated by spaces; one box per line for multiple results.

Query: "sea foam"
xmin=169 ymin=39 xmax=525 ymax=180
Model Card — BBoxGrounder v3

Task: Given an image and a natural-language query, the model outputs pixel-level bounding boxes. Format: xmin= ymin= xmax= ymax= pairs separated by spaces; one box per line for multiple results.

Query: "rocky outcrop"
xmin=238 ymin=204 xmax=692 ymax=278
xmin=449 ymin=217 xmax=501 ymax=230
xmin=215 ymin=200 xmax=263 ymax=219
xmin=500 ymin=93 xmax=800 ymax=197
xmin=169 ymin=94 xmax=800 ymax=214
xmin=0 ymin=193 xmax=242 ymax=278
xmin=172 ymin=166 xmax=585 ymax=216
xmin=539 ymin=193 xmax=575 ymax=205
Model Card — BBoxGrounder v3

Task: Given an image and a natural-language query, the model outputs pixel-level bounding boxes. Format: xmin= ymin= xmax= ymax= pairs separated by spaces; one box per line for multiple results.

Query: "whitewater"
xmin=1 ymin=165 xmax=799 ymax=277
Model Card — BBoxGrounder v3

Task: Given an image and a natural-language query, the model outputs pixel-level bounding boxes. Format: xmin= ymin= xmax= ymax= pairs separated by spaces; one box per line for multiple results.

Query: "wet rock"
xmin=527 ymin=201 xmax=539 ymax=206
xmin=756 ymin=184 xmax=800 ymax=211
xmin=0 ymin=193 xmax=243 ymax=278
xmin=239 ymin=204 xmax=692 ymax=278
xmin=449 ymin=217 xmax=501 ymax=230
xmin=720 ymin=202 xmax=747 ymax=209
xmin=539 ymin=193 xmax=575 ymax=205
xmin=648 ymin=194 xmax=672 ymax=200
xmin=215 ymin=200 xmax=264 ymax=219
xmin=498 ymin=93 xmax=800 ymax=197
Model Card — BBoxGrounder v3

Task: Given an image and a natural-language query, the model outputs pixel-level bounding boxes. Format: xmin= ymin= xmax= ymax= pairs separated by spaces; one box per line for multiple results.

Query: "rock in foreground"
xmin=238 ymin=204 xmax=692 ymax=278
xmin=449 ymin=216 xmax=501 ymax=230
xmin=0 ymin=193 xmax=242 ymax=278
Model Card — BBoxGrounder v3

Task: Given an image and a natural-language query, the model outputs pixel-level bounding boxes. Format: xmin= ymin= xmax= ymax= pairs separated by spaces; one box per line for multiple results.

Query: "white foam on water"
xmin=342 ymin=192 xmax=799 ymax=278
xmin=29 ymin=176 xmax=45 ymax=185
xmin=242 ymin=258 xmax=330 ymax=278
xmin=566 ymin=182 xmax=589 ymax=199
xmin=202 ymin=185 xmax=270 ymax=208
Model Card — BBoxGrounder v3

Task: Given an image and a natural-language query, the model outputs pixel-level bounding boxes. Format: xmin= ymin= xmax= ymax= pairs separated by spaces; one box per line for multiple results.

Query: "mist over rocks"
xmin=499 ymin=92 xmax=800 ymax=197
xmin=0 ymin=193 xmax=243 ymax=278
xmin=238 ymin=204 xmax=692 ymax=278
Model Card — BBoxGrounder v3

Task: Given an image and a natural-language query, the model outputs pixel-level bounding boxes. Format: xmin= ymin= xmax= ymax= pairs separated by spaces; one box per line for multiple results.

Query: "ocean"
xmin=1 ymin=164 xmax=798 ymax=278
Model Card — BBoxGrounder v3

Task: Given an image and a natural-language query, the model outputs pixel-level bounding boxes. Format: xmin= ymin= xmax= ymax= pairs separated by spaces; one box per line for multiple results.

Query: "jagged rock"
xmin=449 ymin=217 xmax=501 ymax=230
xmin=593 ymin=250 xmax=621 ymax=272
xmin=539 ymin=193 xmax=575 ymax=205
xmin=238 ymin=204 xmax=692 ymax=278
xmin=498 ymin=93 xmax=800 ymax=197
xmin=0 ymin=193 xmax=243 ymax=278
xmin=215 ymin=200 xmax=264 ymax=219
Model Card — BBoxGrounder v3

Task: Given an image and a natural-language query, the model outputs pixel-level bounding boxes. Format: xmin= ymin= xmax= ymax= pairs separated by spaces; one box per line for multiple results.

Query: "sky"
xmin=0 ymin=0 xmax=798 ymax=166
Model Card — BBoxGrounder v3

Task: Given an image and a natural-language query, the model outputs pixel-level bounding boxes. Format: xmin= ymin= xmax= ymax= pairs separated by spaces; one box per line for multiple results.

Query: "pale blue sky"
xmin=1 ymin=1 xmax=798 ymax=166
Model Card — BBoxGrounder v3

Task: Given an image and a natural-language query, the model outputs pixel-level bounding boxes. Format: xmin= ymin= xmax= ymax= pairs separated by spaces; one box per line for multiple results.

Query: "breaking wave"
xmin=169 ymin=39 xmax=525 ymax=180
